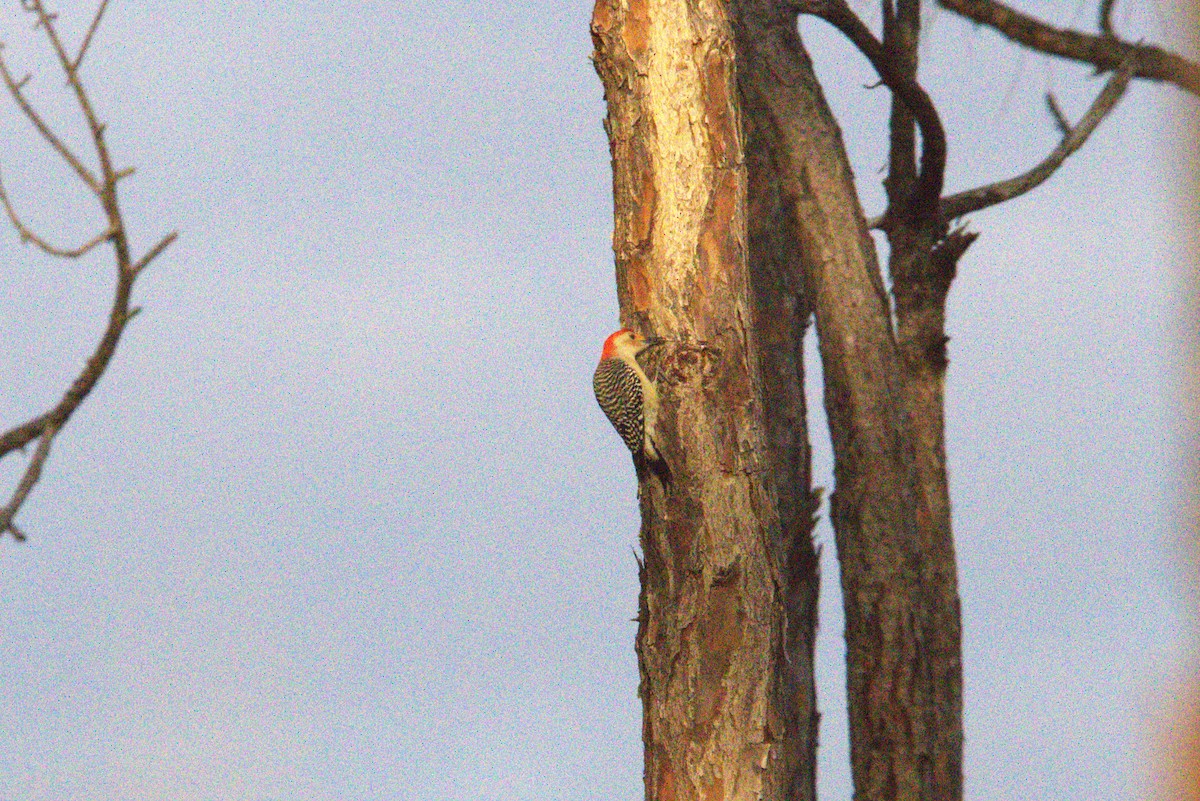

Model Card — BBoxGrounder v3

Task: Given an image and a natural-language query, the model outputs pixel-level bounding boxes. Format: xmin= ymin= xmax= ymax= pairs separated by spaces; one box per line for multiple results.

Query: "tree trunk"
xmin=591 ymin=0 xmax=820 ymax=798
xmin=733 ymin=4 xmax=963 ymax=800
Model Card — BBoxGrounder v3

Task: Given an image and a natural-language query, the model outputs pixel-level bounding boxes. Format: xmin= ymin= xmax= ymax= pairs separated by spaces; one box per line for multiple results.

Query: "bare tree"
xmin=0 ymin=0 xmax=175 ymax=542
xmin=592 ymin=0 xmax=1195 ymax=799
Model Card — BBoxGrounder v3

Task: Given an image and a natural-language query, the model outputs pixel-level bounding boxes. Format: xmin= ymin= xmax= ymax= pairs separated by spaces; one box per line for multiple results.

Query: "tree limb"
xmin=789 ymin=0 xmax=947 ymax=223
xmin=0 ymin=0 xmax=176 ymax=540
xmin=0 ymin=422 xmax=57 ymax=541
xmin=940 ymin=65 xmax=1131 ymax=220
xmin=0 ymin=173 xmax=113 ymax=257
xmin=937 ymin=0 xmax=1200 ymax=98
xmin=0 ymin=46 xmax=100 ymax=193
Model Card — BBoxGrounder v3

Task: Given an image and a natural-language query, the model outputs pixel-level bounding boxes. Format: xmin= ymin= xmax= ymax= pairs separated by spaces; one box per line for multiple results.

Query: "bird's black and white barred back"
xmin=593 ymin=355 xmax=646 ymax=457
xmin=593 ymin=328 xmax=664 ymax=475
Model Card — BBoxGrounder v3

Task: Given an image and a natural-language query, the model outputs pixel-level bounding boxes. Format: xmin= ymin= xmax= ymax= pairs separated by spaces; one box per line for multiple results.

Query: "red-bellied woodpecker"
xmin=593 ymin=328 xmax=665 ymax=472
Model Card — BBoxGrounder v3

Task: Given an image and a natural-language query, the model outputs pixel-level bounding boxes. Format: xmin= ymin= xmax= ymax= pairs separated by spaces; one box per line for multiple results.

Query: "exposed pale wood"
xmin=592 ymin=0 xmax=818 ymax=796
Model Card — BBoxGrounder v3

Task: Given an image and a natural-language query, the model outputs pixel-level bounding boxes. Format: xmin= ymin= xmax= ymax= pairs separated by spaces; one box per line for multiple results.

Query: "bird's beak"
xmin=644 ymin=336 xmax=665 ymax=349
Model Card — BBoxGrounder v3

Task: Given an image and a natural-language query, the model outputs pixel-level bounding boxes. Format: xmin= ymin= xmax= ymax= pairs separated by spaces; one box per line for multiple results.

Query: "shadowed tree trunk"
xmin=734 ymin=4 xmax=963 ymax=798
xmin=591 ymin=0 xmax=821 ymax=797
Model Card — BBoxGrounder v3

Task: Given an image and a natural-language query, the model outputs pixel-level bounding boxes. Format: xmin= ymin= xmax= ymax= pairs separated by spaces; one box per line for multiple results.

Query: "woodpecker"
xmin=593 ymin=328 xmax=665 ymax=473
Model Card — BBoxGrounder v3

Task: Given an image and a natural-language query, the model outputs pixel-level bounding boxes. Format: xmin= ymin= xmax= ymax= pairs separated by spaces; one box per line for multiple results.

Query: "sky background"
xmin=0 ymin=1 xmax=1195 ymax=799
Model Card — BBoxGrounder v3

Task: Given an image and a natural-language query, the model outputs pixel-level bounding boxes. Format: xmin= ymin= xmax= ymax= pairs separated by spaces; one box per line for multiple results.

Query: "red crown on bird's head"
xmin=600 ymin=328 xmax=635 ymax=361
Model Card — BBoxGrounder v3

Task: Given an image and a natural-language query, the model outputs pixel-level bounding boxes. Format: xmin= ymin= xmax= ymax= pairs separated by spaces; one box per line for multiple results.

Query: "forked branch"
xmin=940 ymin=66 xmax=1132 ymax=220
xmin=789 ymin=0 xmax=947 ymax=223
xmin=0 ymin=422 xmax=57 ymax=541
xmin=0 ymin=43 xmax=99 ymax=192
xmin=0 ymin=0 xmax=177 ymax=541
xmin=0 ymin=173 xmax=113 ymax=257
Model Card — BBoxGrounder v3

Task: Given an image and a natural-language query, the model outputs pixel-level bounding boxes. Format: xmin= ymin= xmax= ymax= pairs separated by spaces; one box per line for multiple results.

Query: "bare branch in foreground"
xmin=940 ymin=66 xmax=1132 ymax=221
xmin=0 ymin=0 xmax=176 ymax=541
xmin=938 ymin=0 xmax=1200 ymax=98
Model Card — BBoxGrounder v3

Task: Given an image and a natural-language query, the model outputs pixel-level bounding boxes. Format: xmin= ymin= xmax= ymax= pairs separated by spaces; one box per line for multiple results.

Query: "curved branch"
xmin=789 ymin=0 xmax=947 ymax=222
xmin=940 ymin=66 xmax=1131 ymax=220
xmin=0 ymin=1 xmax=177 ymax=540
xmin=0 ymin=174 xmax=113 ymax=257
xmin=937 ymin=0 xmax=1200 ymax=98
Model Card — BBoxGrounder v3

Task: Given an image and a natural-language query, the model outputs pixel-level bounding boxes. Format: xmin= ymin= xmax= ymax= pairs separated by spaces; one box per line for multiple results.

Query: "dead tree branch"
xmin=0 ymin=0 xmax=177 ymax=541
xmin=72 ymin=0 xmax=109 ymax=71
xmin=937 ymin=0 xmax=1200 ymax=98
xmin=789 ymin=0 xmax=947 ymax=224
xmin=0 ymin=173 xmax=113 ymax=256
xmin=940 ymin=65 xmax=1132 ymax=220
xmin=0 ymin=422 xmax=57 ymax=541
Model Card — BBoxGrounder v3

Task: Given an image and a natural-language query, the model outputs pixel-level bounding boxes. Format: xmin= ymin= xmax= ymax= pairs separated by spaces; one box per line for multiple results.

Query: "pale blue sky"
xmin=0 ymin=1 xmax=1195 ymax=799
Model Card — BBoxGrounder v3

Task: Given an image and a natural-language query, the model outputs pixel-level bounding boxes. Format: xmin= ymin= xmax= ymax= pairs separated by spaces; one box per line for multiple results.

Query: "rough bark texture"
xmin=591 ymin=0 xmax=820 ymax=798
xmin=742 ymin=43 xmax=824 ymax=801
xmin=734 ymin=4 xmax=963 ymax=800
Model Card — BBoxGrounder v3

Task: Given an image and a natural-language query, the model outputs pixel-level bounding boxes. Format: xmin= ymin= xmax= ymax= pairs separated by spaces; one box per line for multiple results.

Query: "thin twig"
xmin=0 ymin=173 xmax=112 ymax=257
xmin=72 ymin=0 xmax=110 ymax=70
xmin=0 ymin=46 xmax=100 ymax=192
xmin=940 ymin=67 xmax=1132 ymax=220
xmin=130 ymin=230 xmax=177 ymax=275
xmin=1044 ymin=93 xmax=1071 ymax=137
xmin=0 ymin=422 xmax=57 ymax=541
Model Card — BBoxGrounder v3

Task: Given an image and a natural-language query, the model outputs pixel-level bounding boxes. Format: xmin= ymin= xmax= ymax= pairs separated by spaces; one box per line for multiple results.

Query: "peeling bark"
xmin=592 ymin=0 xmax=819 ymax=798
